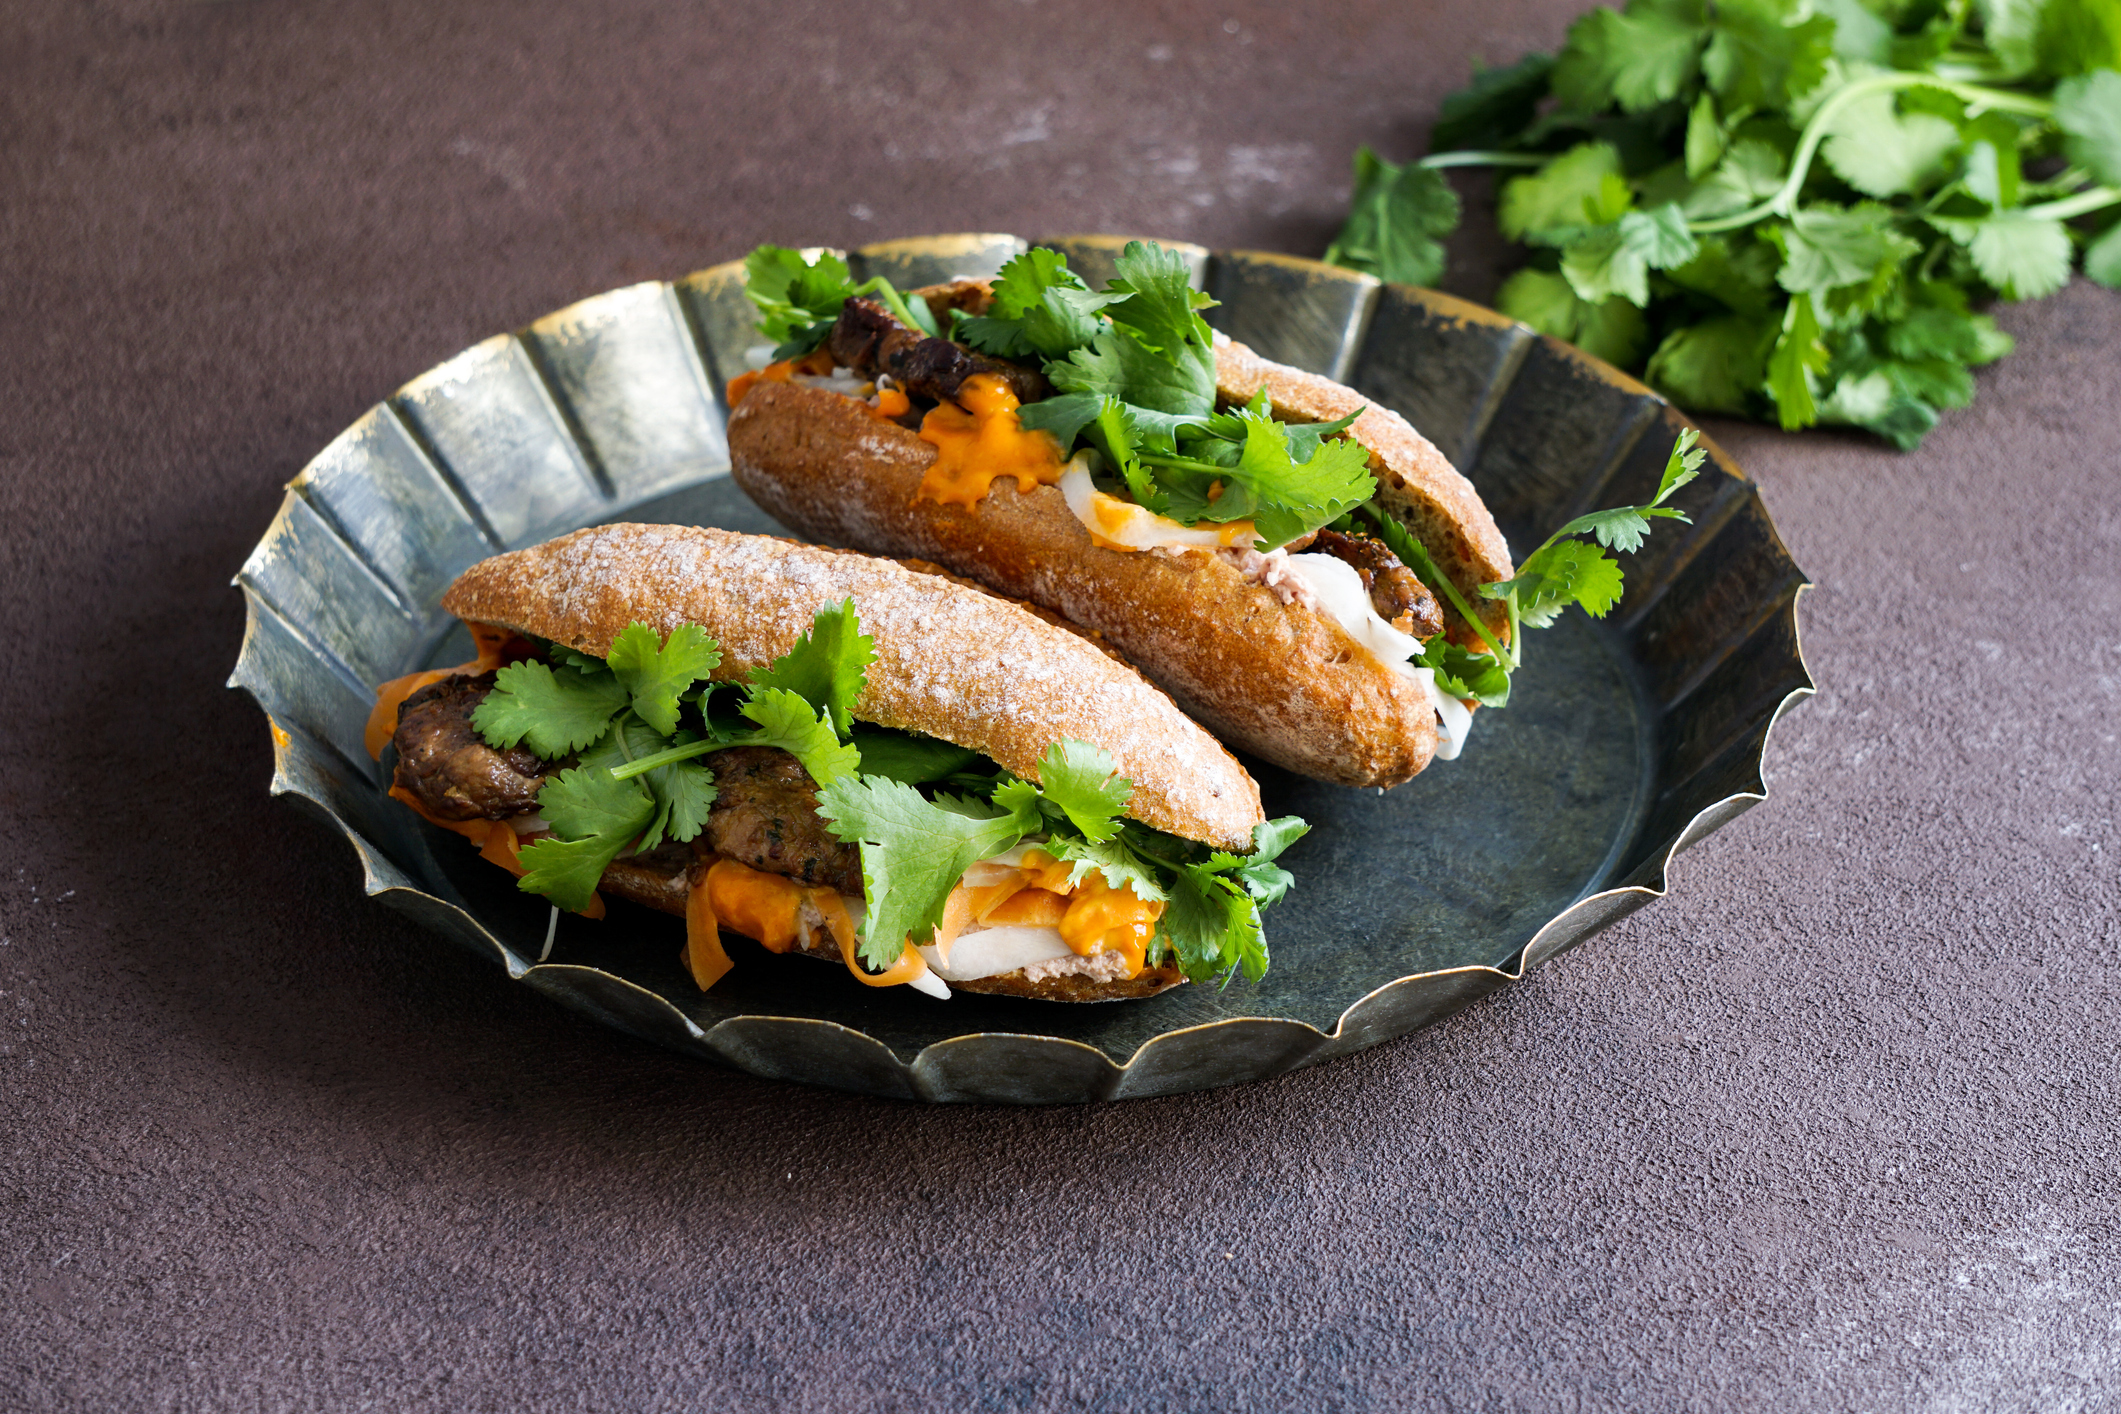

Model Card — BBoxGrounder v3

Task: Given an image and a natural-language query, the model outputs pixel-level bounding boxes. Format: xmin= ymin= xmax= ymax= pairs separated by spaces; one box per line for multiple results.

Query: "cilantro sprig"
xmin=816 ymin=737 xmax=1307 ymax=981
xmin=745 ymin=246 xmax=941 ymax=359
xmin=1326 ymin=0 xmax=2121 ymax=448
xmin=1355 ymin=428 xmax=1705 ymax=709
xmin=965 ymin=241 xmax=1375 ymax=551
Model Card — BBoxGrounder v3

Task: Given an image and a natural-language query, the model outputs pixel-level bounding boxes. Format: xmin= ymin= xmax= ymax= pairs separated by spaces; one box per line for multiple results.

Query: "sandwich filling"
xmin=370 ymin=601 xmax=1305 ymax=998
xmin=735 ymin=242 xmax=1711 ymax=756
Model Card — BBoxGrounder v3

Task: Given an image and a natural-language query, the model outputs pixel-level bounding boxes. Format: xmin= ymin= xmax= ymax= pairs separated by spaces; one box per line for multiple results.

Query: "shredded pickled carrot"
xmin=683 ymin=871 xmax=733 ymax=991
xmin=982 ymin=888 xmax=1070 ymax=928
xmin=932 ymin=884 xmax=976 ymax=966
xmin=704 ymin=859 xmax=808 ymax=953
xmin=478 ymin=820 xmax=526 ymax=875
xmin=833 ymin=912 xmax=932 ymax=988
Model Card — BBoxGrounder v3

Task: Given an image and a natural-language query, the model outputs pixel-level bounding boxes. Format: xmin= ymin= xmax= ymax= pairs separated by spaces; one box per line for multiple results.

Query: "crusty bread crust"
xmin=596 ymin=853 xmax=1184 ymax=1001
xmin=728 ymin=382 xmax=1438 ymax=788
xmin=1212 ymin=335 xmax=1513 ymax=646
xmin=442 ymin=523 xmax=1262 ymax=850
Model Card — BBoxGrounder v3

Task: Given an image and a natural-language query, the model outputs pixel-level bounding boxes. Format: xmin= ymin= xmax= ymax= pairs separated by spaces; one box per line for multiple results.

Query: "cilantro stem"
xmin=2024 ymin=186 xmax=2121 ymax=222
xmin=854 ymin=277 xmax=938 ymax=338
xmin=1357 ymin=503 xmax=1515 ymax=670
xmin=1416 ymin=151 xmax=1550 ymax=171
xmin=609 ymin=736 xmax=732 ymax=779
xmin=1689 ymin=72 xmax=2057 ymax=234
xmin=1136 ymin=451 xmax=1238 ymax=476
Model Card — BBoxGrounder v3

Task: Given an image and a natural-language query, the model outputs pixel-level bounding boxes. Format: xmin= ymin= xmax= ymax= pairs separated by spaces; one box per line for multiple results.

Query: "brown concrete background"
xmin=4 ymin=1 xmax=2119 ymax=1408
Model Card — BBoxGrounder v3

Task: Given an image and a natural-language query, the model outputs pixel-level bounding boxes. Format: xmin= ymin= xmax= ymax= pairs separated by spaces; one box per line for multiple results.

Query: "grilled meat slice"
xmin=826 ymin=297 xmax=1050 ymax=407
xmin=1306 ymin=528 xmax=1444 ymax=638
xmin=391 ymin=673 xmax=565 ymax=821
xmin=705 ymin=746 xmax=864 ymax=894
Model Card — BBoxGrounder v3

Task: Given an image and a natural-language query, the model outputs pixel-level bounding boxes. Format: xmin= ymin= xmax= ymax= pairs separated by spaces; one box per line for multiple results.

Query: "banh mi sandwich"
xmin=723 ymin=242 xmax=1706 ymax=789
xmin=364 ymin=524 xmax=1307 ymax=1002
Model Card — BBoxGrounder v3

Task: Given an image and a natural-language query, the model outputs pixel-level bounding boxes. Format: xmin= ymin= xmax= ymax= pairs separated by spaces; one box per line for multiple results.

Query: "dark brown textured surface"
xmin=3 ymin=1 xmax=2118 ymax=1410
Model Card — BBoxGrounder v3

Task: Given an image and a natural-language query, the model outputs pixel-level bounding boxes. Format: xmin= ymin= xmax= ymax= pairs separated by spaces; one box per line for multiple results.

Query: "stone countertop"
xmin=4 ymin=0 xmax=2117 ymax=1408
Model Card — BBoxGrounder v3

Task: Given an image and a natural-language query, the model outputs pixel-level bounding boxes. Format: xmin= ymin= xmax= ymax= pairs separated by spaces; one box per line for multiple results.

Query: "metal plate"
xmin=229 ymin=234 xmax=1813 ymax=1103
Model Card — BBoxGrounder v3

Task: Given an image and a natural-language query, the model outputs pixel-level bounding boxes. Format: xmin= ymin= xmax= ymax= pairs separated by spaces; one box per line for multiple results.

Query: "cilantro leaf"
xmin=1163 ymin=868 xmax=1268 ymax=984
xmin=1048 ymin=325 xmax=1217 ymax=421
xmin=1418 ymin=635 xmax=1513 ymax=707
xmin=1025 ymin=739 xmax=1132 ymax=843
xmin=1433 ymin=52 xmax=1556 ymax=149
xmin=1775 ymin=205 xmax=1922 ymax=297
xmin=1553 ymin=1 xmax=1705 ymax=115
xmin=1766 ymin=291 xmax=1830 ymax=430
xmin=1041 ymin=831 xmax=1171 ymax=902
xmin=1103 ymin=240 xmax=1218 ymax=363
xmin=814 ymin=775 xmax=1034 ymax=966
xmin=1563 ymin=225 xmax=1652 ymax=306
xmin=1210 ymin=411 xmax=1377 ymax=549
xmin=1682 ymin=139 xmax=1787 ymax=221
xmin=744 ymin=246 xmax=857 ymax=355
xmin=1820 ymin=89 xmax=1961 ymax=198
xmin=957 ymin=248 xmax=1125 ymax=361
xmin=1958 ymin=210 xmax=2075 ymax=300
xmin=1701 ymin=0 xmax=1834 ymax=112
xmin=1014 ymin=390 xmax=1109 ymax=451
xmin=606 ymin=622 xmax=722 ymax=737
xmin=745 ymin=598 xmax=875 ymax=737
xmin=738 ymin=687 xmax=862 ymax=788
xmin=514 ymin=834 xmax=633 ymax=916
xmin=1645 ymin=314 xmax=1772 ymax=414
xmin=517 ymin=761 xmax=658 ymax=913
xmin=1500 ymin=143 xmax=1629 ymax=245
xmin=576 ymin=717 xmax=717 ymax=853
xmin=471 ymin=659 xmax=628 ymax=759
xmin=1685 ymin=92 xmax=1726 ymax=180
xmin=1620 ymin=204 xmax=1701 ymax=270
xmin=1655 ymin=425 xmax=1707 ymax=503
xmin=1492 ymin=538 xmax=1627 ymax=627
xmin=2085 ymin=221 xmax=2121 ymax=289
xmin=846 ymin=727 xmax=979 ymax=785
xmin=1322 ymin=149 xmax=1461 ymax=287
xmin=1885 ymin=291 xmax=2015 ymax=365
xmin=1498 ymin=269 xmax=1651 ymax=366
xmin=2054 ymin=68 xmax=2121 ymax=186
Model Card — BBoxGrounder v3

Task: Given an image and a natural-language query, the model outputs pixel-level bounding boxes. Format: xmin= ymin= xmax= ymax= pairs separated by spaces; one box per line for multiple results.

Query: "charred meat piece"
xmin=1307 ymin=528 xmax=1445 ymax=638
xmin=826 ymin=297 xmax=1050 ymax=407
xmin=706 ymin=746 xmax=864 ymax=894
xmin=392 ymin=673 xmax=565 ymax=821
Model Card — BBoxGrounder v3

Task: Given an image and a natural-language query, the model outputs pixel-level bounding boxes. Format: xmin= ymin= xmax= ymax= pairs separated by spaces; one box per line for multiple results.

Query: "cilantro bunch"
xmin=451 ymin=603 xmax=1308 ymax=984
xmin=1326 ymin=0 xmax=2121 ymax=447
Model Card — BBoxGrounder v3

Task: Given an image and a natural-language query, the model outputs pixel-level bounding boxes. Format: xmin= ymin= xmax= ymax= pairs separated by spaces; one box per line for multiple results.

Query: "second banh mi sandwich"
xmin=724 ymin=242 xmax=1704 ymax=789
xmin=364 ymin=525 xmax=1307 ymax=1002
xmin=721 ymin=241 xmax=1502 ymax=788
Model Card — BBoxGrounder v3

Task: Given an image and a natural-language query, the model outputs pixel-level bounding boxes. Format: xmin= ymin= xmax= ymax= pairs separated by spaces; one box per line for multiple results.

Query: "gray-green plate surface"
xmin=230 ymin=233 xmax=1812 ymax=1103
